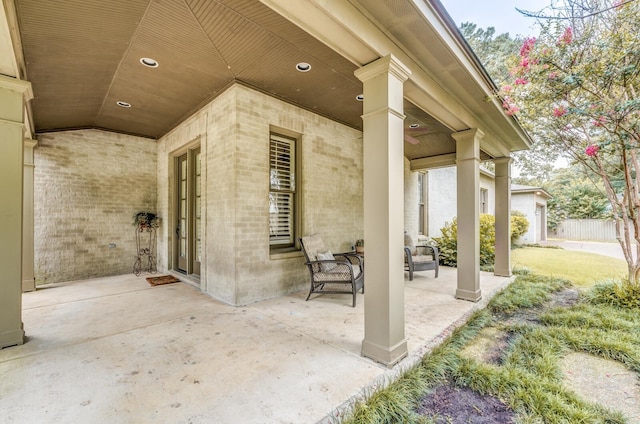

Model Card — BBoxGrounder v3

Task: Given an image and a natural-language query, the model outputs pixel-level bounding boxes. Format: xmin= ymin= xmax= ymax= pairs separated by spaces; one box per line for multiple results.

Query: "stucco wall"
xmin=34 ymin=129 xmax=157 ymax=284
xmin=426 ymin=166 xmax=496 ymax=238
xmin=427 ymin=167 xmax=457 ymax=238
xmin=512 ymin=192 xmax=548 ymax=244
xmin=157 ymin=84 xmax=363 ymax=305
xmin=404 ymin=158 xmax=419 ymax=239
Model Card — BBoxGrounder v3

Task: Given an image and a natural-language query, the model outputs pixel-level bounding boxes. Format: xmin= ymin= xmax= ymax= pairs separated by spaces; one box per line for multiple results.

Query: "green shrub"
xmin=434 ymin=218 xmax=457 ymax=267
xmin=585 ymin=279 xmax=640 ymax=309
xmin=510 ymin=210 xmax=530 ymax=245
xmin=479 ymin=214 xmax=496 ymax=267
xmin=434 ymin=213 xmax=531 ymax=267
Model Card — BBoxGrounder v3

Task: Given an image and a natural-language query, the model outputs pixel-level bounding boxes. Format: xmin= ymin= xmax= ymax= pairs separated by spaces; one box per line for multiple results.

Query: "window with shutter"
xmin=269 ymin=134 xmax=297 ymax=249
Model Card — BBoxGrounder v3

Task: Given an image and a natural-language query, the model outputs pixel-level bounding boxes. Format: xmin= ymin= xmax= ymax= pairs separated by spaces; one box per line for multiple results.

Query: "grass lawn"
xmin=512 ymin=246 xmax=628 ymax=287
xmin=342 ymin=273 xmax=640 ymax=423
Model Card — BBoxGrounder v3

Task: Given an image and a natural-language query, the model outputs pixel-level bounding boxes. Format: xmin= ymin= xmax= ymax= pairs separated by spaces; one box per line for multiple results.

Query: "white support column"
xmin=355 ymin=54 xmax=411 ymax=367
xmin=0 ymin=75 xmax=32 ymax=348
xmin=453 ymin=129 xmax=483 ymax=302
xmin=22 ymin=138 xmax=37 ymax=292
xmin=494 ymin=157 xmax=512 ymax=277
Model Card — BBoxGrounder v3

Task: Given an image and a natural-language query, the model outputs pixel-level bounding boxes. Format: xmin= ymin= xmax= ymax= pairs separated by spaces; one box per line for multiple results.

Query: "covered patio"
xmin=0 ymin=269 xmax=513 ymax=423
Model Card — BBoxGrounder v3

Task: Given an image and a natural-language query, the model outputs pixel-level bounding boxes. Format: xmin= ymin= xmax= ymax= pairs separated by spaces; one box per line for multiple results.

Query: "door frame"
xmin=169 ymin=138 xmax=203 ymax=280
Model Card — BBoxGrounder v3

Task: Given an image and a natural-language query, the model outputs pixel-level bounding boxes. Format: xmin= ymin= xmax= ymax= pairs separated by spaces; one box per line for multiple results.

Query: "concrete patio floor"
xmin=1 ymin=267 xmax=513 ymax=424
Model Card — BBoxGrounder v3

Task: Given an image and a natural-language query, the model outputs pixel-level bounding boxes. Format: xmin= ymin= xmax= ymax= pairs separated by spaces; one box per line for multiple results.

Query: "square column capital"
xmin=454 ymin=129 xmax=483 ymax=162
xmin=494 ymin=156 xmax=512 ymax=179
xmin=0 ymin=75 xmax=33 ymax=102
xmin=354 ymin=54 xmax=411 ymax=83
xmin=452 ymin=128 xmax=484 ymax=144
xmin=493 ymin=156 xmax=512 ymax=166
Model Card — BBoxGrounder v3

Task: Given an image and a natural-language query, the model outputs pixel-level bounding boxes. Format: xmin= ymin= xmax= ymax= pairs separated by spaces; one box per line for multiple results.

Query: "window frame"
xmin=269 ymin=132 xmax=301 ymax=253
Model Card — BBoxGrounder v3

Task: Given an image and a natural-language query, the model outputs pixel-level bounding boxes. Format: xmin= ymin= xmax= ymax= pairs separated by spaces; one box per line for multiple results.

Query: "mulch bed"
xmin=417 ymin=384 xmax=515 ymax=423
xmin=415 ymin=288 xmax=581 ymax=422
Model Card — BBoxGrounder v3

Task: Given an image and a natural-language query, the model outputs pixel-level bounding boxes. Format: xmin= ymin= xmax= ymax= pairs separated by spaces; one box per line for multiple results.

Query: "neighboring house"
xmin=422 ymin=166 xmax=496 ymax=238
xmin=0 ymin=0 xmax=530 ymax=365
xmin=423 ymin=168 xmax=551 ymax=243
xmin=511 ymin=184 xmax=552 ymax=244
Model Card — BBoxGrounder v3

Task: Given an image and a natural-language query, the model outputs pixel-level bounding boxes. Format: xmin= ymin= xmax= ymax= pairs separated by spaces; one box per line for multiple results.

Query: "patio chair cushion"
xmin=317 ymin=250 xmax=337 ymax=271
xmin=301 ymin=234 xmax=327 ymax=272
xmin=303 ymin=234 xmax=323 ymax=264
xmin=313 ymin=263 xmax=362 ymax=282
xmin=413 ymin=254 xmax=435 ymax=262
xmin=404 ymin=232 xmax=417 ymax=255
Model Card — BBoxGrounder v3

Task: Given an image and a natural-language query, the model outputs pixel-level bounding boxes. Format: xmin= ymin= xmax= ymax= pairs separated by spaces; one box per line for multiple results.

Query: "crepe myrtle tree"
xmin=501 ymin=0 xmax=640 ymax=284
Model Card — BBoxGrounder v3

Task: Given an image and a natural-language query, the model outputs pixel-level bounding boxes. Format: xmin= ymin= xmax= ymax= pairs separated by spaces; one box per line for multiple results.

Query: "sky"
xmin=439 ymin=0 xmax=551 ymax=37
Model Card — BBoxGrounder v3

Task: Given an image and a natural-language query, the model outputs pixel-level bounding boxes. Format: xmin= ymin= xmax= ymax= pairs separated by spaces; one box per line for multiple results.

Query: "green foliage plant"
xmin=585 ymin=278 xmax=640 ymax=309
xmin=510 ymin=210 xmax=529 ymax=244
xmin=541 ymin=165 xmax=612 ymax=230
xmin=132 ymin=211 xmax=159 ymax=228
xmin=434 ymin=213 xmax=530 ymax=268
xmin=340 ymin=273 xmax=636 ymax=423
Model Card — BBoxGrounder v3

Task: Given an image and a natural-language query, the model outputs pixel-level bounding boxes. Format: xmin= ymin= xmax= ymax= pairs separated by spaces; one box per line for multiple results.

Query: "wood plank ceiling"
xmin=15 ymin=0 xmax=454 ymax=158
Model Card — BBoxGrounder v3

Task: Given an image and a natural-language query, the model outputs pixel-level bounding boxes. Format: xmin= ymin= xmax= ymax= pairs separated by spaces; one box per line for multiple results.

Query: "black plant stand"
xmin=133 ymin=225 xmax=157 ymax=276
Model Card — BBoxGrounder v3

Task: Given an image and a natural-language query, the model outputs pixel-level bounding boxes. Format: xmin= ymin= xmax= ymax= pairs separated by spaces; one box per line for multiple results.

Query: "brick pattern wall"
xmin=34 ymin=129 xmax=157 ymax=284
xmin=157 ymin=84 xmax=364 ymax=305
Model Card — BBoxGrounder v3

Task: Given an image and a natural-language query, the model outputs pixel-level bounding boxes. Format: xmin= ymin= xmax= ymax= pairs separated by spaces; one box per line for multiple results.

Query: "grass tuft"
xmin=340 ymin=272 xmax=639 ymax=424
xmin=585 ymin=279 xmax=640 ymax=309
xmin=488 ymin=273 xmax=570 ymax=314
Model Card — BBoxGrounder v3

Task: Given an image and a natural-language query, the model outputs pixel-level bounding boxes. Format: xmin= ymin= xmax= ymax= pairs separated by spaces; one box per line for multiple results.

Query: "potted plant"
xmin=133 ymin=212 xmax=159 ymax=229
xmin=355 ymin=239 xmax=364 ymax=254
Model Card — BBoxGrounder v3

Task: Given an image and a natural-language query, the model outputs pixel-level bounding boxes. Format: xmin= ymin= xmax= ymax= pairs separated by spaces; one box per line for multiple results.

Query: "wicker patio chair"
xmin=404 ymin=232 xmax=439 ymax=281
xmin=299 ymin=234 xmax=364 ymax=307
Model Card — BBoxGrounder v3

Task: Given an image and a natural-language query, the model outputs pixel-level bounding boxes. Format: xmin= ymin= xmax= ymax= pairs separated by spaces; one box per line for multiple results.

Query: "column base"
xmin=493 ymin=268 xmax=512 ymax=277
xmin=22 ymin=278 xmax=36 ymax=292
xmin=455 ymin=288 xmax=482 ymax=302
xmin=0 ymin=326 xmax=25 ymax=349
xmin=362 ymin=338 xmax=408 ymax=368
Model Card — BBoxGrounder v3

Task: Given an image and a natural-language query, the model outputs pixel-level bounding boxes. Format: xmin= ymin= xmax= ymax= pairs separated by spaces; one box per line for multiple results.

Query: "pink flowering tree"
xmin=502 ymin=0 xmax=640 ymax=284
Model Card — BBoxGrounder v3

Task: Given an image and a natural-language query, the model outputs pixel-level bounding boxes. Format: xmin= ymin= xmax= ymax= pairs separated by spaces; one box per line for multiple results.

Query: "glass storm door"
xmin=175 ymin=148 xmax=201 ymax=276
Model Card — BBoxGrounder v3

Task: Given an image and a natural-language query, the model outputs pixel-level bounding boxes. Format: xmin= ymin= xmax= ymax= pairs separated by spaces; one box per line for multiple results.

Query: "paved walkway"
xmin=1 ymin=268 xmax=513 ymax=424
xmin=541 ymin=239 xmax=629 ymax=261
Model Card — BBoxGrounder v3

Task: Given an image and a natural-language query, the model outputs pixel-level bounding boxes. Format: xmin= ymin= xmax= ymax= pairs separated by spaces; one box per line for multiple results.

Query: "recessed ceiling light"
xmin=409 ymin=123 xmax=420 ymax=128
xmin=296 ymin=62 xmax=311 ymax=72
xmin=116 ymin=101 xmax=132 ymax=108
xmin=140 ymin=57 xmax=159 ymax=68
xmin=356 ymin=94 xmax=364 ymax=101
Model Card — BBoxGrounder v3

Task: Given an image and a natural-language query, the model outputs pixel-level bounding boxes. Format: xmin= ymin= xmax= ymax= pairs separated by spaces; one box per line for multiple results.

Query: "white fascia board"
xmin=258 ymin=0 xmax=378 ymax=66
xmin=0 ymin=1 xmax=19 ymax=78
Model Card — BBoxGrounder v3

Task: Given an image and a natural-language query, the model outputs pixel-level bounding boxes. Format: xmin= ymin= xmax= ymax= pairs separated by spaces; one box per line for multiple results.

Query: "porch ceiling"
xmin=12 ymin=0 xmax=456 ymax=158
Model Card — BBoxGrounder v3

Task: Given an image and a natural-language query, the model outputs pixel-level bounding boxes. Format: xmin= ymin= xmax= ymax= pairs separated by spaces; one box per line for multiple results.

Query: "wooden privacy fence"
xmin=552 ymin=219 xmax=635 ymax=241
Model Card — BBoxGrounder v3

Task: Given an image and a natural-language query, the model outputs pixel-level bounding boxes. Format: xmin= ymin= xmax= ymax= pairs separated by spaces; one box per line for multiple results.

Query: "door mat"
xmin=146 ymin=275 xmax=181 ymax=286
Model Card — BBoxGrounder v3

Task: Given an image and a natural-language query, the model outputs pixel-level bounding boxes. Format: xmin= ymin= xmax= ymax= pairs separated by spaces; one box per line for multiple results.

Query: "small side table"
xmin=133 ymin=225 xmax=157 ymax=276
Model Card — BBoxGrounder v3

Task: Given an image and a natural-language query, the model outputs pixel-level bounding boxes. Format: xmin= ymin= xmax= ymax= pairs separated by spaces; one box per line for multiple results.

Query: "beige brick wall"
xmin=34 ymin=129 xmax=157 ymax=284
xmin=157 ymin=84 xmax=363 ymax=305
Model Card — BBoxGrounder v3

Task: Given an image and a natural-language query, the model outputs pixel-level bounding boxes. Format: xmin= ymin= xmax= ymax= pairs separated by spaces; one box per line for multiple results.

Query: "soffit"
xmin=13 ymin=0 xmax=502 ymax=162
xmin=14 ymin=0 xmax=366 ymax=139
